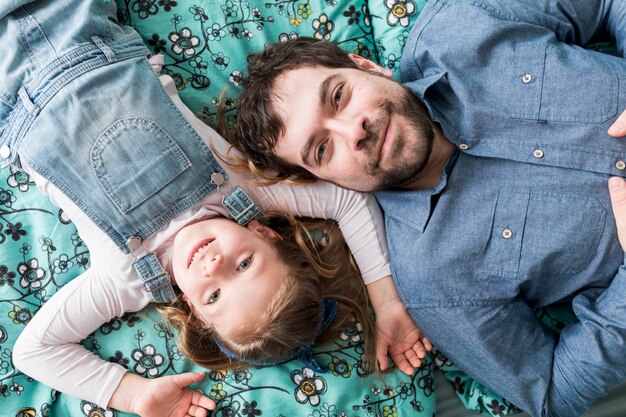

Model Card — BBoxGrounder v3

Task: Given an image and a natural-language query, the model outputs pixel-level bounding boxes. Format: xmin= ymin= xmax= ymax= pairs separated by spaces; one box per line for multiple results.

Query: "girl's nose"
xmin=202 ymin=254 xmax=223 ymax=276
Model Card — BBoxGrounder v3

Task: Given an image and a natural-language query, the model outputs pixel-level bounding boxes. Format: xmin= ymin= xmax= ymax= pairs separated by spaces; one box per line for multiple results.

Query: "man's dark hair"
xmin=235 ymin=37 xmax=360 ymax=181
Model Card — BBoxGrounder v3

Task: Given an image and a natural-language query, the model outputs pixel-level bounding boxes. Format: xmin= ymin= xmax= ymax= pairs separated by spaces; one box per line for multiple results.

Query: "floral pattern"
xmin=384 ymin=0 xmax=416 ymax=27
xmin=81 ymin=400 xmax=117 ymax=417
xmin=312 ymin=14 xmax=334 ymax=40
xmin=292 ymin=367 xmax=327 ymax=406
xmin=169 ymin=27 xmax=201 ymax=57
xmin=368 ymin=0 xmax=427 ymax=80
xmin=132 ymin=344 xmax=165 ymax=377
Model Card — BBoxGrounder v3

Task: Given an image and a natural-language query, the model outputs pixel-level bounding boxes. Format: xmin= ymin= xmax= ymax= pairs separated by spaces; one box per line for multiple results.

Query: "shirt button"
xmin=532 ymin=149 xmax=544 ymax=159
xmin=501 ymin=228 xmax=513 ymax=239
xmin=0 ymin=145 xmax=10 ymax=159
xmin=521 ymin=73 xmax=533 ymax=84
xmin=616 ymin=160 xmax=626 ymax=170
xmin=459 ymin=143 xmax=469 ymax=150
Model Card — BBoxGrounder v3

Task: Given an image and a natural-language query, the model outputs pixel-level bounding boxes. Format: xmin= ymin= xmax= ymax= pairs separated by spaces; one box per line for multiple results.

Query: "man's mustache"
xmin=363 ymin=101 xmax=393 ymax=171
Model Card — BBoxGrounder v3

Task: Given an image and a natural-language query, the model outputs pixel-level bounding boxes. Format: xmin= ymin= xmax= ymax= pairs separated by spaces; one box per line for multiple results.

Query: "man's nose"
xmin=329 ymin=115 xmax=369 ymax=151
xmin=202 ymin=254 xmax=223 ymax=277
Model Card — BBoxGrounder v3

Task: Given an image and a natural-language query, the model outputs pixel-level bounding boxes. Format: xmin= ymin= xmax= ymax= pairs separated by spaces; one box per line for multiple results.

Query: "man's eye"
xmin=316 ymin=143 xmax=328 ymax=162
xmin=333 ymin=85 xmax=344 ymax=106
xmin=237 ymin=256 xmax=253 ymax=271
xmin=208 ymin=288 xmax=221 ymax=304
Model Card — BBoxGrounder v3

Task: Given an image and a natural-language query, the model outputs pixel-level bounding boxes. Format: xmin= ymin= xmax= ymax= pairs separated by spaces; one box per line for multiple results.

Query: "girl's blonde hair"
xmin=158 ymin=214 xmax=376 ymax=372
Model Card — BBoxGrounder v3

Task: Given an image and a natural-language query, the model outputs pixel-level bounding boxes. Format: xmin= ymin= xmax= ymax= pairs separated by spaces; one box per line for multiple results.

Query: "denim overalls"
xmin=0 ymin=0 xmax=253 ymax=302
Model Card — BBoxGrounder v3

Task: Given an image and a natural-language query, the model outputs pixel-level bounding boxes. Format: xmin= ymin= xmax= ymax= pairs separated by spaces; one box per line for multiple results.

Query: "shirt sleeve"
xmin=13 ymin=168 xmax=151 ymax=409
xmin=13 ymin=265 xmax=148 ymax=408
xmin=250 ymin=180 xmax=392 ymax=284
xmin=412 ymin=259 xmax=626 ymax=417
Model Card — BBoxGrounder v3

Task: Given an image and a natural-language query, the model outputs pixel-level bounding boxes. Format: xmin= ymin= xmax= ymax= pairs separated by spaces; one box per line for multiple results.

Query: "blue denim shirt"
xmin=377 ymin=1 xmax=626 ymax=416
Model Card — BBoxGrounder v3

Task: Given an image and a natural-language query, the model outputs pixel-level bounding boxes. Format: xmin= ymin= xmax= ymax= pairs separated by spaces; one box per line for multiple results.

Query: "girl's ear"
xmin=248 ymin=219 xmax=282 ymax=240
xmin=348 ymin=53 xmax=394 ymax=78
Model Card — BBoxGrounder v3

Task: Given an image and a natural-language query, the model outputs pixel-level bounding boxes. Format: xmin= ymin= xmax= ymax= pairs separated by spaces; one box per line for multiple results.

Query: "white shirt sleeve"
xmin=13 ymin=169 xmax=152 ymax=409
xmin=13 ymin=266 xmax=145 ymax=408
xmin=251 ymin=180 xmax=391 ymax=284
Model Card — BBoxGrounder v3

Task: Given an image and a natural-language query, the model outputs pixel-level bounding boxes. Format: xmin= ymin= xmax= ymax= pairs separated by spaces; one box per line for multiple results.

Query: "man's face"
xmin=272 ymin=57 xmax=434 ymax=191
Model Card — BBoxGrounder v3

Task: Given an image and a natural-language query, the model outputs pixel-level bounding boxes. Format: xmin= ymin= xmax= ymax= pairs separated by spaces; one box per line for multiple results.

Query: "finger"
xmin=192 ymin=390 xmax=217 ymax=410
xmin=173 ymin=372 xmax=206 ymax=388
xmin=391 ymin=352 xmax=415 ymax=375
xmin=413 ymin=341 xmax=427 ymax=359
xmin=421 ymin=336 xmax=433 ymax=351
xmin=608 ymin=110 xmax=626 ymax=137
xmin=404 ymin=348 xmax=423 ymax=369
xmin=609 ymin=177 xmax=626 ymax=250
xmin=375 ymin=338 xmax=389 ymax=371
xmin=188 ymin=405 xmax=202 ymax=417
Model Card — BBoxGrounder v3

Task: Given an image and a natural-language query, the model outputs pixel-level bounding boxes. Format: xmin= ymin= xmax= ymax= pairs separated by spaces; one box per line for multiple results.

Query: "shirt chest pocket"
xmin=504 ymin=42 xmax=618 ymax=124
xmin=484 ymin=189 xmax=606 ymax=278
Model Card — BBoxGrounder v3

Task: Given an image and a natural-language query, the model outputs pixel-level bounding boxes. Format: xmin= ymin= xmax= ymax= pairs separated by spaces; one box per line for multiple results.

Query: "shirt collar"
xmin=402 ymin=71 xmax=448 ymax=101
xmin=375 ymin=149 xmax=459 ymax=232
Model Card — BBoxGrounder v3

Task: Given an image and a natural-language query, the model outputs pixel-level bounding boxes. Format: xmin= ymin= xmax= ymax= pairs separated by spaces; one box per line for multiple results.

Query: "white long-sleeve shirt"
xmin=13 ymin=64 xmax=390 ymax=409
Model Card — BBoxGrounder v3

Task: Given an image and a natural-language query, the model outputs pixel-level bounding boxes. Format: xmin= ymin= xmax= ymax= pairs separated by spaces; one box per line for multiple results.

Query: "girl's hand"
xmin=110 ymin=372 xmax=216 ymax=417
xmin=609 ymin=177 xmax=626 ymax=252
xmin=133 ymin=372 xmax=216 ymax=417
xmin=367 ymin=276 xmax=432 ymax=375
xmin=375 ymin=299 xmax=432 ymax=375
xmin=608 ymin=110 xmax=626 ymax=137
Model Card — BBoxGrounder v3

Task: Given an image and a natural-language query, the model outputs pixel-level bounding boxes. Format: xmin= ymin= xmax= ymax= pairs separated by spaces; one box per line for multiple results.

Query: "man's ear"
xmin=348 ymin=53 xmax=394 ymax=78
xmin=248 ymin=219 xmax=282 ymax=240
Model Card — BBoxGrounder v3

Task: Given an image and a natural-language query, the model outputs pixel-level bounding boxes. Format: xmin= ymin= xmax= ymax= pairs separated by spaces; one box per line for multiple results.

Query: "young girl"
xmin=112 ymin=213 xmax=378 ymax=416
xmin=143 ymin=214 xmax=376 ymax=416
xmin=165 ymin=213 xmax=379 ymax=374
xmin=4 ymin=1 xmax=427 ymax=416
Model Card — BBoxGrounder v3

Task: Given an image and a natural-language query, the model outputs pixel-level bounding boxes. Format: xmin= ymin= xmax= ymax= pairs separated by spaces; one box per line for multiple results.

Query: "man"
xmin=235 ymin=0 xmax=626 ymax=416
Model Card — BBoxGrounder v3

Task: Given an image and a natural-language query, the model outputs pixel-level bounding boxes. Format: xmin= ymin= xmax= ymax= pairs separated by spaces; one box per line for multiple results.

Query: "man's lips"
xmin=187 ymin=238 xmax=215 ymax=268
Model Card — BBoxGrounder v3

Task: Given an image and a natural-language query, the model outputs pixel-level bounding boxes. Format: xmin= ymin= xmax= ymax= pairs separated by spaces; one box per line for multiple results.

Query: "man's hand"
xmin=608 ymin=110 xmax=626 ymax=137
xmin=375 ymin=299 xmax=432 ymax=375
xmin=110 ymin=372 xmax=216 ymax=417
xmin=609 ymin=177 xmax=626 ymax=251
xmin=366 ymin=276 xmax=432 ymax=375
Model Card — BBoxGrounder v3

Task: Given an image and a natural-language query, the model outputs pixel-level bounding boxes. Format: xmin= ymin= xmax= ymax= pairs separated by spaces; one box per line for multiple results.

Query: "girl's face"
xmin=172 ymin=218 xmax=287 ymax=338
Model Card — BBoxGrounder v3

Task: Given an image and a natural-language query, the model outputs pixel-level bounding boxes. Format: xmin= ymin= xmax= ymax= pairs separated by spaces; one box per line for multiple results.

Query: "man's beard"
xmin=361 ymin=87 xmax=435 ymax=190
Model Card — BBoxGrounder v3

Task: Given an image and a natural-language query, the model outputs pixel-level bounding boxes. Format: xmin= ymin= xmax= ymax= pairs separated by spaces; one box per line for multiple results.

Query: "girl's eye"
xmin=316 ymin=142 xmax=328 ymax=162
xmin=208 ymin=288 xmax=221 ymax=304
xmin=333 ymin=85 xmax=344 ymax=107
xmin=236 ymin=256 xmax=253 ymax=271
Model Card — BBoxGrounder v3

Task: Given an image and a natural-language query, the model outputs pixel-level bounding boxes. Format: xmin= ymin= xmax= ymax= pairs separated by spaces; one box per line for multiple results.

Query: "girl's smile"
xmin=188 ymin=238 xmax=215 ymax=268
